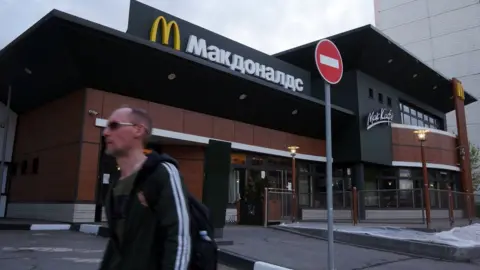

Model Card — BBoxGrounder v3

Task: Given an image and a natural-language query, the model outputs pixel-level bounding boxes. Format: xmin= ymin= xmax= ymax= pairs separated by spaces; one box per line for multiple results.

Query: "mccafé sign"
xmin=148 ymin=16 xmax=305 ymax=92
xmin=366 ymin=108 xmax=393 ymax=130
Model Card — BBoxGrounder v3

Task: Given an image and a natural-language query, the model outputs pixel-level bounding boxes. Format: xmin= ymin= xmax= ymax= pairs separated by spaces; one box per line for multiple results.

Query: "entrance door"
xmin=268 ymin=170 xmax=290 ymax=190
xmin=94 ymin=140 xmax=120 ymax=222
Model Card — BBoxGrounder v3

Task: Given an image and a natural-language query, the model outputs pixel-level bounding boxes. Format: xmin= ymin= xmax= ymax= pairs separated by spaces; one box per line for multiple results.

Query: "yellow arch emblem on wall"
xmin=149 ymin=16 xmax=181 ymax=51
xmin=454 ymin=80 xmax=465 ymax=100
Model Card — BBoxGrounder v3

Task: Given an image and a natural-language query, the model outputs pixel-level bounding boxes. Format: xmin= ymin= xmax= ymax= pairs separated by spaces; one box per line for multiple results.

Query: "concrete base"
xmin=272 ymin=226 xmax=480 ymax=263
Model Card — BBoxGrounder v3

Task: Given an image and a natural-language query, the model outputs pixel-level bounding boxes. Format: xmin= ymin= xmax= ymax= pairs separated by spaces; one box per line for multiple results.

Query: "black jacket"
xmin=99 ymin=152 xmax=191 ymax=270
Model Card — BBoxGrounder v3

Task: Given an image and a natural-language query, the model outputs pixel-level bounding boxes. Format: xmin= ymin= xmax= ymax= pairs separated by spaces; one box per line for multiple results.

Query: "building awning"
xmin=274 ymin=25 xmax=476 ymax=113
xmin=0 ymin=10 xmax=354 ymax=139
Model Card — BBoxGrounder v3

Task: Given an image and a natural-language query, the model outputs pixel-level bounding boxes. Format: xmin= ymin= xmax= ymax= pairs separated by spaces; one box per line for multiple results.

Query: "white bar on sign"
xmin=320 ymin=54 xmax=339 ymax=69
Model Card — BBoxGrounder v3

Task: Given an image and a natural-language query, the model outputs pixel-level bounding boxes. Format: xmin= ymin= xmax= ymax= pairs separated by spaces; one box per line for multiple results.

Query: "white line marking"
xmin=59 ymin=257 xmax=102 ymax=263
xmin=320 ymin=54 xmax=339 ymax=69
xmin=30 ymin=224 xmax=71 ymax=231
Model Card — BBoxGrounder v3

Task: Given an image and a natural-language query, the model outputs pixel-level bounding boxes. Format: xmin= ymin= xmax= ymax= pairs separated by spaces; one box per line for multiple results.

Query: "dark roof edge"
xmin=272 ymin=24 xmax=372 ymax=58
xmin=0 ymin=8 xmax=357 ymax=116
xmin=273 ymin=24 xmax=477 ymax=104
xmin=0 ymin=10 xmax=57 ymax=62
xmin=368 ymin=26 xmax=476 ymax=104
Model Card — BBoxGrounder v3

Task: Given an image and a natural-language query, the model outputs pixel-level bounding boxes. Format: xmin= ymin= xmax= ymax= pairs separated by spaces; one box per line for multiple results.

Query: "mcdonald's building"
xmin=0 ymin=0 xmax=476 ymax=228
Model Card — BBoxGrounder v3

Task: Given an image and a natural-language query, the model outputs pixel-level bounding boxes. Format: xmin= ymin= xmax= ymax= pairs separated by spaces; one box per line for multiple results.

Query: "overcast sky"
xmin=0 ymin=0 xmax=374 ymax=54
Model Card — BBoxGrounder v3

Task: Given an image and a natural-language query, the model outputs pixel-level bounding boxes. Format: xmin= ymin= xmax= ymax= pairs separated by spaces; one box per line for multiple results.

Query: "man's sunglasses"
xmin=106 ymin=121 xmax=135 ymax=131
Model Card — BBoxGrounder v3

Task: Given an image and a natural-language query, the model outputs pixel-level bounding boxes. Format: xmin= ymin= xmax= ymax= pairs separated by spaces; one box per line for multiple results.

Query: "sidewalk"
xmin=352 ymin=218 xmax=478 ymax=232
xmin=220 ymin=225 xmax=479 ymax=270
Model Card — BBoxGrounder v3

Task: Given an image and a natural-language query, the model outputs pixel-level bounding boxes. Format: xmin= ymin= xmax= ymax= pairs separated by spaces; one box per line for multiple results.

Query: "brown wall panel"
xmin=391 ymin=127 xmax=458 ymax=166
xmin=10 ymin=90 xmax=85 ymax=202
xmin=162 ymin=145 xmax=205 ymax=201
xmin=86 ymin=89 xmax=326 ymax=157
xmin=77 ymin=143 xmax=100 ymax=201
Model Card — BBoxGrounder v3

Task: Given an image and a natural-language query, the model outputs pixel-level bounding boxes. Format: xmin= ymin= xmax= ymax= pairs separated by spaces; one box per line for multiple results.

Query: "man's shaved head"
xmin=126 ymin=107 xmax=152 ymax=139
xmin=103 ymin=106 xmax=153 ymax=157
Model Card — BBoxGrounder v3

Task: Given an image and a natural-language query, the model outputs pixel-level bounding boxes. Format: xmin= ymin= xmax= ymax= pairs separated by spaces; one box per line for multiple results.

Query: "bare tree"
xmin=470 ymin=142 xmax=480 ymax=191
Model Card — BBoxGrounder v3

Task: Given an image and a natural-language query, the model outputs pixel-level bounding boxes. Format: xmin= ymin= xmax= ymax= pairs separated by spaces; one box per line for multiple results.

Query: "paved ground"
xmin=0 ymin=230 xmax=236 ymax=270
xmin=222 ymin=226 xmax=480 ymax=270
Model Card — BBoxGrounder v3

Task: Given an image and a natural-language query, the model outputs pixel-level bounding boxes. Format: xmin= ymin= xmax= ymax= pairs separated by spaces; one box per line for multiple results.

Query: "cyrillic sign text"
xmin=186 ymin=35 xmax=304 ymax=92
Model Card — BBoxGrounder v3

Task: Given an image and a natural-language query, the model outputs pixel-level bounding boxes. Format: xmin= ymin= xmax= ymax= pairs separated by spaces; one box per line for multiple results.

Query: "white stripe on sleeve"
xmin=162 ymin=162 xmax=191 ymax=270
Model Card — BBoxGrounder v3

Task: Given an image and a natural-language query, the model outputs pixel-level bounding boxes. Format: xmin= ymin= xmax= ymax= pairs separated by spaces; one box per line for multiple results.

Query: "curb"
xmin=0 ymin=223 xmax=72 ymax=231
xmin=272 ymin=225 xmax=480 ymax=263
xmin=71 ymin=224 xmax=291 ymax=270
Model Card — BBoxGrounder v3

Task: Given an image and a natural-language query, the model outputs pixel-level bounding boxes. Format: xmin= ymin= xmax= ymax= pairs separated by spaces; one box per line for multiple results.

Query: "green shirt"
xmin=112 ymin=171 xmax=138 ymax=245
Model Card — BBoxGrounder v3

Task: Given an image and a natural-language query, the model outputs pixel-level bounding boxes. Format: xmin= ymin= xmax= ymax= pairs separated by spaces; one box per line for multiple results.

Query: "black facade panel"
xmin=311 ymin=71 xmax=362 ymax=163
xmin=311 ymin=71 xmax=359 ymax=112
xmin=357 ymin=72 xmax=395 ymax=166
xmin=202 ymin=140 xmax=232 ymax=231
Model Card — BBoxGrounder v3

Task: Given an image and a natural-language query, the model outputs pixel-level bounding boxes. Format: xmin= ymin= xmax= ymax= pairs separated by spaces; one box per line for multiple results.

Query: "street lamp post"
xmin=414 ymin=129 xmax=431 ymax=229
xmin=288 ymin=146 xmax=299 ymax=222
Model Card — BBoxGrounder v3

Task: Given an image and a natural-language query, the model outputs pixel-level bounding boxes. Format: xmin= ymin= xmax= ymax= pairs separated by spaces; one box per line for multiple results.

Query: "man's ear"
xmin=133 ymin=124 xmax=145 ymax=139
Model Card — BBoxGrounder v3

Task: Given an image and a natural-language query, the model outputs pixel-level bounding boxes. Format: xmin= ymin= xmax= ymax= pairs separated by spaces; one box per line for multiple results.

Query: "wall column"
xmin=451 ymin=78 xmax=474 ymax=212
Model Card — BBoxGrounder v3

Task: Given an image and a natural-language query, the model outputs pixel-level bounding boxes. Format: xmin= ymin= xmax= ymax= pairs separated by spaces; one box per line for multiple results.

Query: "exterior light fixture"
xmin=288 ymin=145 xmax=299 ymax=157
xmin=413 ymin=73 xmax=418 ymax=78
xmin=387 ymin=59 xmax=393 ymax=64
xmin=167 ymin=73 xmax=176 ymax=80
xmin=414 ymin=129 xmax=429 ymax=142
xmin=24 ymin=68 xmax=32 ymax=75
xmin=239 ymin=94 xmax=247 ymax=100
xmin=433 ymin=85 xmax=437 ymax=90
xmin=291 ymin=109 xmax=298 ymax=115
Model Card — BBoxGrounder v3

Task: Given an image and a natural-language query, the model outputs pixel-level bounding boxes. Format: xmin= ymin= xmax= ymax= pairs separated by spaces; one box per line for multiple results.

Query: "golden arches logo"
xmin=454 ymin=80 xmax=465 ymax=100
xmin=149 ymin=16 xmax=180 ymax=51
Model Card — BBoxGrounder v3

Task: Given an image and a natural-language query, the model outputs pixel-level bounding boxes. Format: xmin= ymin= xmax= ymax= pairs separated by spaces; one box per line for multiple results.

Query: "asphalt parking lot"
xmin=0 ymin=230 xmax=236 ymax=270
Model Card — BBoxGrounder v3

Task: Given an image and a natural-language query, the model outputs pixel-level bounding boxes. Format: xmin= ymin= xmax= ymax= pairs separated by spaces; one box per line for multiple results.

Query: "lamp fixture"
xmin=387 ymin=59 xmax=393 ymax=64
xmin=24 ymin=68 xmax=32 ymax=75
xmin=291 ymin=109 xmax=298 ymax=115
xmin=287 ymin=146 xmax=299 ymax=157
xmin=413 ymin=73 xmax=418 ymax=78
xmin=167 ymin=73 xmax=176 ymax=80
xmin=239 ymin=94 xmax=247 ymax=100
xmin=433 ymin=85 xmax=437 ymax=90
xmin=414 ymin=129 xmax=429 ymax=142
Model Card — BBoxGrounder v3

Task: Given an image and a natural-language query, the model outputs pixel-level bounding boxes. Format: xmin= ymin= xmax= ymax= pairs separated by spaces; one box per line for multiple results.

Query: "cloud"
xmin=0 ymin=0 xmax=374 ymax=54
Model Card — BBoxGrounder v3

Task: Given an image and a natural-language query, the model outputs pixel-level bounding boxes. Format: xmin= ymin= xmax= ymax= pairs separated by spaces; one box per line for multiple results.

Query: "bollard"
xmin=352 ymin=187 xmax=358 ymax=225
xmin=448 ymin=186 xmax=455 ymax=227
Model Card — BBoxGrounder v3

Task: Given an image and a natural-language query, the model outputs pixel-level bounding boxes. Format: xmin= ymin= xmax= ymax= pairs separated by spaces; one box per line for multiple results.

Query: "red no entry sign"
xmin=314 ymin=39 xmax=343 ymax=85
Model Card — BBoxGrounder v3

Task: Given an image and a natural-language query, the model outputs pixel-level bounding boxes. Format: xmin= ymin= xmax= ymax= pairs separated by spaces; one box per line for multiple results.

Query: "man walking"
xmin=99 ymin=106 xmax=191 ymax=270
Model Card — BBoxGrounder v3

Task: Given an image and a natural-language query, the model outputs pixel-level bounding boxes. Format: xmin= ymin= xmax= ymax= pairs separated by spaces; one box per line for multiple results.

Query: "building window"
xmin=399 ymin=101 xmax=442 ymax=129
xmin=368 ymin=88 xmax=374 ymax=99
xmin=378 ymin=93 xmax=383 ymax=103
xmin=387 ymin=97 xmax=392 ymax=107
xmin=32 ymin=158 xmax=39 ymax=174
xmin=21 ymin=160 xmax=27 ymax=175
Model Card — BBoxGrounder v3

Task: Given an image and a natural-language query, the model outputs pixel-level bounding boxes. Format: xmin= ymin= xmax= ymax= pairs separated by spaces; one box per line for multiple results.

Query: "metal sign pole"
xmin=324 ymin=81 xmax=335 ymax=270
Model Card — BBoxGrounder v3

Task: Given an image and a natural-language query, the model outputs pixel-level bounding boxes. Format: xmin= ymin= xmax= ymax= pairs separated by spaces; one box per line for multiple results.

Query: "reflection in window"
xmin=228 ymin=169 xmax=241 ymax=204
xmin=399 ymin=101 xmax=441 ymax=130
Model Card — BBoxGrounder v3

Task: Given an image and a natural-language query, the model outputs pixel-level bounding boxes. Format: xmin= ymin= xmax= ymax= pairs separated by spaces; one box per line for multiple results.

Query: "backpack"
xmin=143 ymin=162 xmax=218 ymax=270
